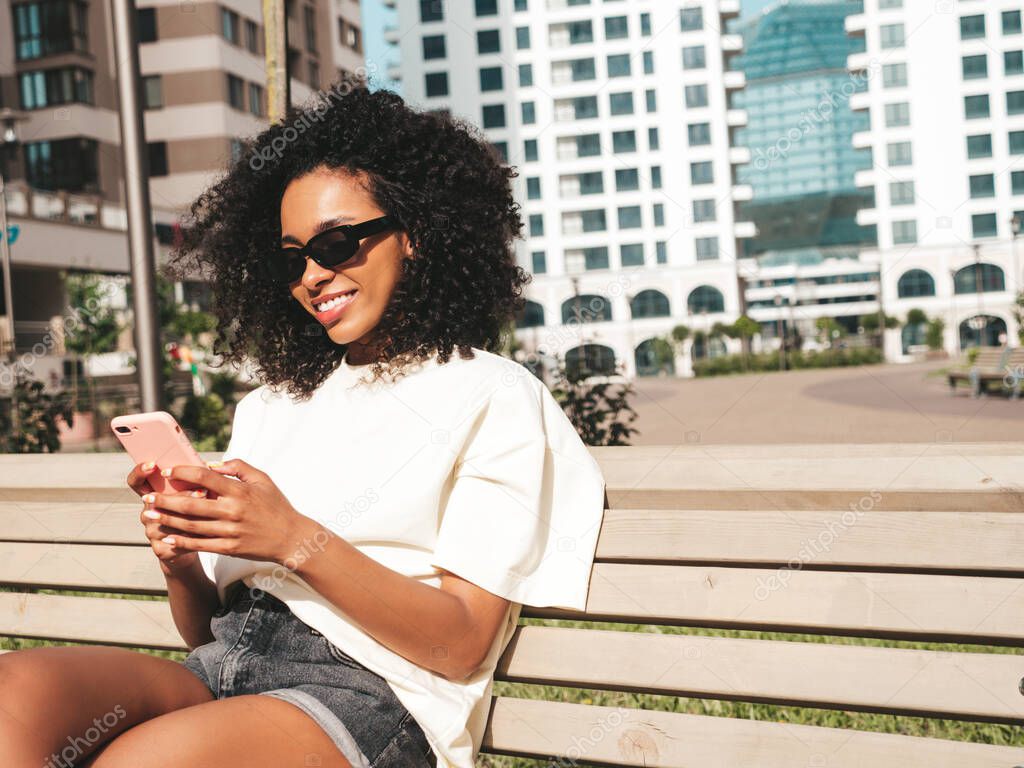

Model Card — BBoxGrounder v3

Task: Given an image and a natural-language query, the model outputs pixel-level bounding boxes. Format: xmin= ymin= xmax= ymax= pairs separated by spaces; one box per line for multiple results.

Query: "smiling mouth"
xmin=311 ymin=289 xmax=358 ymax=321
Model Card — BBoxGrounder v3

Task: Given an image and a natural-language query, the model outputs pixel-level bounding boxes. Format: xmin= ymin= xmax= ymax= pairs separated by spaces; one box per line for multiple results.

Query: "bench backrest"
xmin=971 ymin=346 xmax=1009 ymax=370
xmin=1 ymin=445 xmax=1023 ymax=767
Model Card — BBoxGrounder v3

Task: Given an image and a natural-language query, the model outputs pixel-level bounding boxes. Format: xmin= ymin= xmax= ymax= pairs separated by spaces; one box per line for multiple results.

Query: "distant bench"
xmin=1 ymin=444 xmax=1023 ymax=766
xmin=948 ymin=346 xmax=1024 ymax=398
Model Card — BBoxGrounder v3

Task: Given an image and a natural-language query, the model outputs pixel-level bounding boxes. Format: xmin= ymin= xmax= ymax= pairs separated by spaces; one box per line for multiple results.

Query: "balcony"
xmin=856 ymin=208 xmax=879 ymax=227
xmin=721 ymin=34 xmax=743 ymax=54
xmin=851 ymin=131 xmax=872 ymax=149
xmin=734 ymin=221 xmax=757 ymax=239
xmin=848 ymin=52 xmax=870 ymax=74
xmin=729 ymin=146 xmax=751 ymax=166
xmin=387 ymin=65 xmax=402 ymax=82
xmin=383 ymin=25 xmax=400 ymax=45
xmin=726 ymin=108 xmax=748 ymax=128
xmin=845 ymin=13 xmax=866 ymax=36
xmin=732 ymin=184 xmax=754 ymax=203
xmin=854 ymin=169 xmax=875 ymax=188
xmin=723 ymin=70 xmax=746 ymax=91
xmin=849 ymin=91 xmax=870 ymax=112
xmin=719 ymin=0 xmax=740 ymax=20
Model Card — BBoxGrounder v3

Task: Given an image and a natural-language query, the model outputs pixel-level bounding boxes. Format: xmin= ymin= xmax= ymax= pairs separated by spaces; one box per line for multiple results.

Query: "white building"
xmin=388 ymin=0 xmax=751 ymax=378
xmin=847 ymin=2 xmax=1024 ymax=359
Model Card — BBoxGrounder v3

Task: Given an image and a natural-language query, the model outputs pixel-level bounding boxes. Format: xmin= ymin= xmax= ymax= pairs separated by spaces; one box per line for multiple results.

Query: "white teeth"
xmin=314 ymin=292 xmax=355 ymax=311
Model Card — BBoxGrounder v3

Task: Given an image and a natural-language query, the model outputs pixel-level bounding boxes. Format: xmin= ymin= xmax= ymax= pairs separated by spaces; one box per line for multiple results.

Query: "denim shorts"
xmin=182 ymin=580 xmax=436 ymax=767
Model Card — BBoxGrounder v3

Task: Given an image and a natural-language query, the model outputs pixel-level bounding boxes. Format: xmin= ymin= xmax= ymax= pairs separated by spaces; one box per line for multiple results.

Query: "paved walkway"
xmin=630 ymin=361 xmax=1024 ymax=445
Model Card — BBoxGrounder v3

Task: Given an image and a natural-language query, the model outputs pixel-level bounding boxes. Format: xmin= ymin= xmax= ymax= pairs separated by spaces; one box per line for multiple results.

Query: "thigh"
xmin=0 ymin=644 xmax=214 ymax=765
xmin=84 ymin=694 xmax=352 ymax=768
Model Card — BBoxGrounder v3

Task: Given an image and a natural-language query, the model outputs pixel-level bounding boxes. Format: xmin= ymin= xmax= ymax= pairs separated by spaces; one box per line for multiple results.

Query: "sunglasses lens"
xmin=268 ymin=250 xmax=306 ymax=283
xmin=310 ymin=230 xmax=357 ymax=268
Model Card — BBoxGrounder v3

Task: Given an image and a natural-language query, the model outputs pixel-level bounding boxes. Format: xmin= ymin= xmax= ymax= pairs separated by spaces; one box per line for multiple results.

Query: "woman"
xmin=0 ymin=78 xmax=606 ymax=768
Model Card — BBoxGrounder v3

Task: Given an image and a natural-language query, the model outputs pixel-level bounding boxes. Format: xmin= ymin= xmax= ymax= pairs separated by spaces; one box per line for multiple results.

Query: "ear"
xmin=400 ymin=231 xmax=417 ymax=260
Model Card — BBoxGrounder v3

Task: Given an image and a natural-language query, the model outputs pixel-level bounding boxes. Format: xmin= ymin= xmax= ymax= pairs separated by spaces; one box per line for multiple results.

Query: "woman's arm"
xmin=162 ymin=558 xmax=221 ymax=650
xmin=147 ymin=459 xmax=511 ymax=679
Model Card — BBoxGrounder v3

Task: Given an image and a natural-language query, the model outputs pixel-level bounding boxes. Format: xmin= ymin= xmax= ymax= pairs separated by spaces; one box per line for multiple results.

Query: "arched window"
xmin=561 ymin=294 xmax=612 ymax=324
xmin=953 ymin=263 xmax=1005 ymax=294
xmin=630 ymin=289 xmax=670 ymax=318
xmin=897 ymin=269 xmax=935 ymax=298
xmin=958 ymin=315 xmax=1008 ymax=348
xmin=516 ymin=300 xmax=545 ymax=328
xmin=687 ymin=285 xmax=725 ymax=314
xmin=635 ymin=338 xmax=675 ymax=376
xmin=901 ymin=322 xmax=927 ymax=355
xmin=566 ymin=344 xmax=616 ymax=379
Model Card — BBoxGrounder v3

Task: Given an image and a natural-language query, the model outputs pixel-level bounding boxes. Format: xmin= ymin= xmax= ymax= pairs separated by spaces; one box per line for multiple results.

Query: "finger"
xmin=127 ymin=461 xmax=157 ymax=495
xmin=144 ymin=509 xmax=234 ymax=537
xmin=158 ymin=465 xmax=238 ymax=497
xmin=159 ymin=533 xmax=233 ymax=553
xmin=142 ymin=491 xmax=230 ymax=520
xmin=206 ymin=459 xmax=266 ymax=483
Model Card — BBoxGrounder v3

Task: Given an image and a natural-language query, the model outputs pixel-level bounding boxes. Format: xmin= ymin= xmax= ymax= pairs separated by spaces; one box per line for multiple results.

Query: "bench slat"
xmin=0 ymin=542 xmax=164 ymax=593
xmin=0 ymin=593 xmax=183 ymax=650
xmin=482 ymin=697 xmax=1024 ymax=767
xmin=597 ymin=508 xmax=1024 ymax=572
xmin=498 ymin=626 xmax=1024 ymax=723
xmin=525 ymin=563 xmax=1024 ymax=644
xmin=0 ymin=502 xmax=143 ymax=544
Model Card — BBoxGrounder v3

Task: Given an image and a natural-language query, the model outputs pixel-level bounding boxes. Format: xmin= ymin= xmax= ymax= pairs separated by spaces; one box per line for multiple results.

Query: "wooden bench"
xmin=948 ymin=346 xmax=1024 ymax=398
xmin=2 ymin=444 xmax=1024 ymax=766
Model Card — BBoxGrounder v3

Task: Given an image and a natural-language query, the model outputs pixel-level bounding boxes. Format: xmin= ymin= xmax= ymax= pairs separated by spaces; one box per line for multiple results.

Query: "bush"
xmin=693 ymin=347 xmax=883 ymax=377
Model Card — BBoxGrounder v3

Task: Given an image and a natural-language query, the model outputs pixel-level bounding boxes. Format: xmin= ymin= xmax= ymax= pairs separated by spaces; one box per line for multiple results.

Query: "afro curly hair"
xmin=166 ymin=74 xmax=528 ymax=399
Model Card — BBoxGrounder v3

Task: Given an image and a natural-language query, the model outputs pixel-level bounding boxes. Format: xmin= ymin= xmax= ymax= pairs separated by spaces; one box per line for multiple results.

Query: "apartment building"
xmin=389 ymin=0 xmax=750 ymax=378
xmin=848 ymin=2 xmax=1024 ymax=358
xmin=0 ymin=0 xmax=364 ymax=365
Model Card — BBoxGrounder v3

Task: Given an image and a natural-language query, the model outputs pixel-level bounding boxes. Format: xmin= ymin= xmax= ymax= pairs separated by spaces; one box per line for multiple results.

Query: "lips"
xmin=311 ymin=289 xmax=358 ymax=323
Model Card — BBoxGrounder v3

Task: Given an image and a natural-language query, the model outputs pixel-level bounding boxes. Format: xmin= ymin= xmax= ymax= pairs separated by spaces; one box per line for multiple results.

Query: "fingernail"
xmin=142 ymin=461 xmax=155 ymax=472
xmin=207 ymin=461 xmax=224 ymax=468
xmin=160 ymin=468 xmax=173 ymax=477
xmin=162 ymin=536 xmax=176 ymax=545
xmin=142 ymin=493 xmax=155 ymax=504
xmin=143 ymin=509 xmax=160 ymax=520
xmin=190 ymin=489 xmax=207 ymax=498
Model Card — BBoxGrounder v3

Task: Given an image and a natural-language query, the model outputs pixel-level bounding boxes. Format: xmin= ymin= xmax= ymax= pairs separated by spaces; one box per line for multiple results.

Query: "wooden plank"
xmin=0 ymin=593 xmax=184 ymax=650
xmin=481 ymin=697 xmax=1024 ymax=767
xmin=596 ymin=509 xmax=1024 ymax=573
xmin=0 ymin=502 xmax=144 ymax=544
xmin=0 ymin=543 xmax=165 ymax=593
xmin=497 ymin=626 xmax=1024 ymax=723
xmin=524 ymin=563 xmax=1024 ymax=644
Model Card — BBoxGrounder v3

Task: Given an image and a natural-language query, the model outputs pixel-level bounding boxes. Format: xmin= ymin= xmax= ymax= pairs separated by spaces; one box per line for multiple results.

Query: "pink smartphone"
xmin=110 ymin=411 xmax=207 ymax=494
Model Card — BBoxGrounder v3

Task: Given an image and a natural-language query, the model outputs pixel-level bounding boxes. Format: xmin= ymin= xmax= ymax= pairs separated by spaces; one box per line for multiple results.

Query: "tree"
xmin=859 ymin=311 xmax=899 ymax=333
xmin=549 ymin=359 xmax=638 ymax=446
xmin=62 ymin=272 xmax=124 ymax=356
xmin=925 ymin=317 xmax=945 ymax=351
xmin=1014 ymin=292 xmax=1024 ymax=346
xmin=0 ymin=368 xmax=74 ymax=453
xmin=816 ymin=317 xmax=843 ymax=348
xmin=906 ymin=308 xmax=928 ymax=327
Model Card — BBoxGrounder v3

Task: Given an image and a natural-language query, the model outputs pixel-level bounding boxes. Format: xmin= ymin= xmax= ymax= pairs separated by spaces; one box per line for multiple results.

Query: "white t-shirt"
xmin=197 ymin=347 xmax=606 ymax=767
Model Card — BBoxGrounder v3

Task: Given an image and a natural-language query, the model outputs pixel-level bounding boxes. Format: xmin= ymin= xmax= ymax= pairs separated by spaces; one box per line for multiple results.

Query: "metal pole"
xmin=264 ymin=0 xmax=290 ymax=122
xmin=110 ymin=0 xmax=163 ymax=411
xmin=0 ymin=166 xmax=19 ymax=435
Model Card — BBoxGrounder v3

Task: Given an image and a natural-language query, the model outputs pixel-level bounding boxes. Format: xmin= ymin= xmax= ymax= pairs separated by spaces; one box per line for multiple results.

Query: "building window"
xmin=880 ymin=23 xmax=905 ymax=49
xmin=642 ymin=51 xmax=654 ymax=74
xmin=20 ymin=67 xmax=94 ymax=109
xmin=425 ymin=72 xmax=448 ymax=97
xmin=640 ymin=13 xmax=651 ymax=36
xmin=955 ymin=262 xmax=1005 ymax=292
xmin=339 ymin=19 xmax=360 ymax=51
xmin=1005 ymin=10 xmax=1022 ymax=35
xmin=147 ymin=141 xmax=168 ymax=176
xmin=475 ymin=0 xmax=498 ymax=16
xmin=653 ymin=203 xmax=664 ymax=226
xmin=482 ymin=103 xmax=506 ymax=127
xmin=521 ymin=101 xmax=536 ymax=124
xmin=583 ymin=247 xmax=610 ymax=271
xmin=688 ymin=285 xmax=724 ymax=314
xmin=247 ymin=82 xmax=264 ymax=116
xmin=651 ymin=166 xmax=662 ymax=188
xmin=604 ymin=16 xmax=628 ymax=39
xmin=1011 ymin=130 xmax=1024 ymax=154
xmin=960 ymin=14 xmax=985 ymax=40
xmin=892 ymin=220 xmax=917 ymax=245
xmin=479 ymin=66 xmax=503 ymax=91
xmin=882 ymin=62 xmax=908 ymax=88
xmin=971 ymin=213 xmax=998 ymax=238
xmin=1013 ymin=171 xmax=1024 ymax=195
xmin=227 ymin=74 xmax=245 ymax=109
xmin=422 ymin=34 xmax=446 ymax=59
xmin=515 ymin=0 xmax=528 ymax=11
xmin=477 ymin=29 xmax=500 ymax=53
xmin=680 ymin=6 xmax=703 ymax=32
xmin=531 ymin=251 xmax=545 ymax=274
xmin=964 ymin=94 xmax=990 ymax=119
xmin=615 ymin=168 xmax=639 ymax=191
xmin=245 ymin=19 xmax=259 ymax=53
xmin=221 ymin=8 xmax=239 ymax=44
xmin=695 ymin=237 xmax=718 ymax=261
xmin=648 ymin=127 xmax=660 ymax=150
xmin=884 ymin=102 xmax=910 ymax=126
xmin=575 ymin=133 xmax=601 ymax=156
xmin=887 ymin=141 xmax=912 ymax=166
xmin=1008 ymin=90 xmax=1024 ymax=115
xmin=524 ymin=139 xmax=538 ymax=162
xmin=692 ymin=199 xmax=716 ymax=223
xmin=1006 ymin=50 xmax=1024 ymax=75
xmin=656 ymin=241 xmax=667 ymax=263
xmin=527 ymin=177 xmax=541 ymax=199
xmin=490 ymin=141 xmax=508 ymax=162
xmin=516 ymin=26 xmax=531 ymax=49
xmin=969 ymin=174 xmax=996 ymax=198
xmin=620 ymin=243 xmax=644 ymax=267
xmin=610 ymin=92 xmax=634 ymax=115
xmin=967 ymin=133 xmax=993 ymax=159
xmin=575 ymin=170 xmax=605 ymax=195
xmin=685 ymin=83 xmax=708 ymax=108
xmin=890 ymin=180 xmax=915 ymax=206
xmin=137 ymin=7 xmax=157 ymax=44
xmin=618 ymin=205 xmax=642 ymax=229
xmin=303 ymin=5 xmax=317 ymax=51
xmin=308 ymin=60 xmax=320 ymax=87
xmin=962 ymin=54 xmax=987 ymax=80
xmin=529 ymin=213 xmax=544 ymax=237
xmin=645 ymin=89 xmax=657 ymax=112
xmin=612 ymin=130 xmax=636 ymax=153
xmin=519 ymin=63 xmax=533 ymax=86
xmin=682 ymin=45 xmax=706 ymax=70
xmin=419 ymin=0 xmax=443 ymax=23
xmin=141 ymin=74 xmax=162 ymax=110
xmin=24 ymin=137 xmax=99 ymax=192
xmin=690 ymin=161 xmax=713 ymax=184
xmin=607 ymin=54 xmax=631 ymax=77
xmin=687 ymin=123 xmax=711 ymax=146
xmin=897 ymin=269 xmax=934 ymax=297
xmin=15 ymin=0 xmax=90 ymax=59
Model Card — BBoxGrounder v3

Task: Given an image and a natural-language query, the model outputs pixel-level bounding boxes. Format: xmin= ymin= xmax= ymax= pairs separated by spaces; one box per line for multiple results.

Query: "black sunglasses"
xmin=266 ymin=215 xmax=396 ymax=283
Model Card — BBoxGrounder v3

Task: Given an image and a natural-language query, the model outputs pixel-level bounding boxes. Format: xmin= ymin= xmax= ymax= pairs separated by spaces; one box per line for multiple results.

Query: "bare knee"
xmin=0 ymin=648 xmax=67 ymax=759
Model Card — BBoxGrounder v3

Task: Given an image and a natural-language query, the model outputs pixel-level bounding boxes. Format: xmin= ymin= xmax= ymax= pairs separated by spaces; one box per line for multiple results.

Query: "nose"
xmin=299 ymin=254 xmax=335 ymax=291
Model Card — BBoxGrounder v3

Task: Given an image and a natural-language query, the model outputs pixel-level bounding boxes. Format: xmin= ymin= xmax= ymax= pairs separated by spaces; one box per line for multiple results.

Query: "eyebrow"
xmin=280 ymin=215 xmax=355 ymax=246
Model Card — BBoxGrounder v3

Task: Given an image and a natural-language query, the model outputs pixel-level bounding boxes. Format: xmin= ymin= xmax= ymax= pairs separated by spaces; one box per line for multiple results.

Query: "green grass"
xmin=2 ymin=595 xmax=1022 ymax=765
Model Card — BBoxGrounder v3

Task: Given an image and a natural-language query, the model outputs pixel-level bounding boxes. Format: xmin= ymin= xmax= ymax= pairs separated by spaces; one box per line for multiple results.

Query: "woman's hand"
xmin=140 ymin=459 xmax=318 ymax=566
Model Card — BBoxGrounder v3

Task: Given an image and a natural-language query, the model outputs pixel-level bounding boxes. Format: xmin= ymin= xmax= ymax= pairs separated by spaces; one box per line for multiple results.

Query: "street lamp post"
xmin=0 ymin=108 xmax=28 ymax=436
xmin=1012 ymin=215 xmax=1022 ymax=298
xmin=773 ymin=294 xmax=784 ymax=371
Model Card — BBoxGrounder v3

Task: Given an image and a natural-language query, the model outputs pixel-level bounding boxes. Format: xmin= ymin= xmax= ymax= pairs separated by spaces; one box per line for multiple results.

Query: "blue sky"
xmin=360 ymin=0 xmax=776 ymax=94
